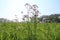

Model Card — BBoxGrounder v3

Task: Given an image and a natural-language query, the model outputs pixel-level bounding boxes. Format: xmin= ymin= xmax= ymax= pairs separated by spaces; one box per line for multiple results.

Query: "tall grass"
xmin=0 ymin=22 xmax=60 ymax=40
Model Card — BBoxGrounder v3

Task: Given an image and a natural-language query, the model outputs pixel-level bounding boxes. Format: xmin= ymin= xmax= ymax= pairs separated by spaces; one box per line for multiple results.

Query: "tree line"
xmin=38 ymin=14 xmax=60 ymax=23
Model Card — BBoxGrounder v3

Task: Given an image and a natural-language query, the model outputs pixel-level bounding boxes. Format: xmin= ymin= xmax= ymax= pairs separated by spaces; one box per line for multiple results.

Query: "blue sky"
xmin=0 ymin=0 xmax=60 ymax=21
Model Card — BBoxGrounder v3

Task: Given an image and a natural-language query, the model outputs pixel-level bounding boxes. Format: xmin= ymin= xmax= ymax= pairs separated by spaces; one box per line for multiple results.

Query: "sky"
xmin=0 ymin=0 xmax=60 ymax=21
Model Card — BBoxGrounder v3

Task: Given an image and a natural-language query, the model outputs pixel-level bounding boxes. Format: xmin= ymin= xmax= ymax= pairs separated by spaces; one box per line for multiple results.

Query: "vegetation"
xmin=0 ymin=3 xmax=60 ymax=40
xmin=0 ymin=18 xmax=12 ymax=23
xmin=0 ymin=22 xmax=60 ymax=40
xmin=38 ymin=14 xmax=60 ymax=23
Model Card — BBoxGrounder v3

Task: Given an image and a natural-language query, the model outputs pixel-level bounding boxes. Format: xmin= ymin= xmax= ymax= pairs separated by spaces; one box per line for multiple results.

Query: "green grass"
xmin=0 ymin=22 xmax=60 ymax=40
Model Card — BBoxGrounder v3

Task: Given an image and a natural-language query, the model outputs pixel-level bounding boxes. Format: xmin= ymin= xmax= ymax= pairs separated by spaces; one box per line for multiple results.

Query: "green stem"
xmin=34 ymin=16 xmax=37 ymax=40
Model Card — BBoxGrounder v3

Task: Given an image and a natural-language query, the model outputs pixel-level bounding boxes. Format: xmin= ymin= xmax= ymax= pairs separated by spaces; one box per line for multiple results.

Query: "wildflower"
xmin=21 ymin=11 xmax=23 ymax=14
xmin=14 ymin=15 xmax=18 ymax=22
xmin=24 ymin=15 xmax=29 ymax=18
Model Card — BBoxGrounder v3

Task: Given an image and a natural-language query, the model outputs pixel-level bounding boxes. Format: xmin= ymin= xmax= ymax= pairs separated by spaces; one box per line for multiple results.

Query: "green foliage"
xmin=0 ymin=22 xmax=60 ymax=40
xmin=38 ymin=14 xmax=60 ymax=23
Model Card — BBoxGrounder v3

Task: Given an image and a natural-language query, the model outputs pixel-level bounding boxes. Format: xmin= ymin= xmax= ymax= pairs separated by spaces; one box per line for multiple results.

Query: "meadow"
xmin=0 ymin=22 xmax=60 ymax=40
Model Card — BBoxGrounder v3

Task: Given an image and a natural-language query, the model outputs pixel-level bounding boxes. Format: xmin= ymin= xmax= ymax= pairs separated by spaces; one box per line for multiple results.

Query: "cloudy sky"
xmin=0 ymin=0 xmax=60 ymax=21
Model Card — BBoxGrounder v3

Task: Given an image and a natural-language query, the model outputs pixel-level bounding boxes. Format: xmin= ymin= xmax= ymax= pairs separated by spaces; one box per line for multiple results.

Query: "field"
xmin=0 ymin=22 xmax=60 ymax=40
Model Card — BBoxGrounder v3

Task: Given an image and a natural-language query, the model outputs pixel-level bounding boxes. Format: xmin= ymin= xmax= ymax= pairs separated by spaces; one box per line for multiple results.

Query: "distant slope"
xmin=0 ymin=18 xmax=12 ymax=22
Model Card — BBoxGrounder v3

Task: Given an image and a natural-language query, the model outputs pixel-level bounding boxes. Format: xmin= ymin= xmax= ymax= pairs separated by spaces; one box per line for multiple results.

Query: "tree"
xmin=38 ymin=14 xmax=60 ymax=23
xmin=0 ymin=18 xmax=12 ymax=23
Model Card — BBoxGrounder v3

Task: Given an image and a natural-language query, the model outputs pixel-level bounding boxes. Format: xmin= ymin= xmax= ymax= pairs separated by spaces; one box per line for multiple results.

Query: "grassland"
xmin=0 ymin=22 xmax=60 ymax=40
